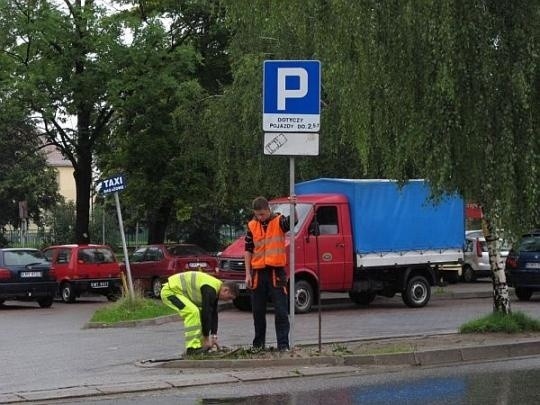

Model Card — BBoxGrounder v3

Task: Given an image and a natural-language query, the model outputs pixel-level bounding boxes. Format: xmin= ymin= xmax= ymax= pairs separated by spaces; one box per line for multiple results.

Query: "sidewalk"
xmin=2 ymin=282 xmax=537 ymax=404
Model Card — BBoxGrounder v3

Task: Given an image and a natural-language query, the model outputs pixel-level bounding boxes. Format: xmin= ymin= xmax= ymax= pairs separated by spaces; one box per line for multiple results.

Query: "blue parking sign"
xmin=263 ymin=60 xmax=321 ymax=132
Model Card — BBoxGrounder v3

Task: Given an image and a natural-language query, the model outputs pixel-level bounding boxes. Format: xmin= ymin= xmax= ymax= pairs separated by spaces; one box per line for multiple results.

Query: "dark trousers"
xmin=251 ymin=267 xmax=290 ymax=349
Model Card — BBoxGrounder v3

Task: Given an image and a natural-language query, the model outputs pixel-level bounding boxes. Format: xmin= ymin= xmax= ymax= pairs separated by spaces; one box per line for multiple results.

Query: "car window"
xmin=79 ymin=248 xmax=115 ymax=263
xmin=146 ymin=247 xmax=163 ymax=261
xmin=131 ymin=248 xmax=147 ymax=262
xmin=464 ymin=239 xmax=473 ymax=252
xmin=57 ymin=249 xmax=72 ymax=264
xmin=519 ymin=235 xmax=540 ymax=252
xmin=3 ymin=250 xmax=48 ymax=266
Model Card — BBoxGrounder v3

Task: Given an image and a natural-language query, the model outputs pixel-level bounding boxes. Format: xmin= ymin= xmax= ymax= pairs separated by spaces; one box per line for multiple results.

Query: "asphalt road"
xmin=1 ymin=282 xmax=539 ymax=395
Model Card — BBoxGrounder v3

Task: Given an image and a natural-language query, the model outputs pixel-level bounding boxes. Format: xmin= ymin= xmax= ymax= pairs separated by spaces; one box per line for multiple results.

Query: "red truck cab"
xmin=217 ymin=194 xmax=353 ymax=312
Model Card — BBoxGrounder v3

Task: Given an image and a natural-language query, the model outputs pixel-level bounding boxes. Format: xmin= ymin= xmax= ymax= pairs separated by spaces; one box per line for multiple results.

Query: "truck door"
xmin=305 ymin=205 xmax=346 ymax=290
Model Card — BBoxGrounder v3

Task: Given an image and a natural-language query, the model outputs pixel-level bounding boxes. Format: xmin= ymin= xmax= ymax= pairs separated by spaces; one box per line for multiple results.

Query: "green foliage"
xmin=221 ymin=0 xmax=539 ymax=239
xmin=460 ymin=311 xmax=540 ymax=333
xmin=90 ymin=294 xmax=175 ymax=324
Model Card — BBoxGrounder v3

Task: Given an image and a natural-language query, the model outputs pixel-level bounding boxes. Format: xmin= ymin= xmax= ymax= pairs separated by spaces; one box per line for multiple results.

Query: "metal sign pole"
xmin=114 ymin=191 xmax=135 ymax=298
xmin=289 ymin=156 xmax=295 ymax=348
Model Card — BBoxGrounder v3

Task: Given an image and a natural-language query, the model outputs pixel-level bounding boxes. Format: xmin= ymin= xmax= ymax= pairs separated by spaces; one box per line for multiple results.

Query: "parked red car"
xmin=126 ymin=244 xmax=218 ymax=298
xmin=42 ymin=244 xmax=122 ymax=303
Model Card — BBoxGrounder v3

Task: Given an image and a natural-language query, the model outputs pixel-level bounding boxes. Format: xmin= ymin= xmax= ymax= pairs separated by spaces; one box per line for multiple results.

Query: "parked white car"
xmin=462 ymin=230 xmax=510 ymax=282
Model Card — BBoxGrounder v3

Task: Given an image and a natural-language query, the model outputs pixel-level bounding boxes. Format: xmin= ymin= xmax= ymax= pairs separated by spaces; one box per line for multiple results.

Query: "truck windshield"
xmin=269 ymin=203 xmax=312 ymax=233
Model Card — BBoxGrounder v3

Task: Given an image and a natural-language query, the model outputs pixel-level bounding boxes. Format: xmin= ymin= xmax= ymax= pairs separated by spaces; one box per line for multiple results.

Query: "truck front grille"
xmin=219 ymin=259 xmax=245 ymax=272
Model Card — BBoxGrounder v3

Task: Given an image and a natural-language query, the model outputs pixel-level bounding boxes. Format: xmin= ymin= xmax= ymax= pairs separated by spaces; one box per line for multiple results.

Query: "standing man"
xmin=245 ymin=196 xmax=294 ymax=351
xmin=161 ymin=271 xmax=238 ymax=355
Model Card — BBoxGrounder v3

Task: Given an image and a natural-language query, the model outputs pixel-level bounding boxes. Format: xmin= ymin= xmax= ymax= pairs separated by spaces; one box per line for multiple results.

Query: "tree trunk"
xmin=482 ymin=214 xmax=511 ymax=314
xmin=73 ymin=150 xmax=92 ymax=244
xmin=147 ymin=204 xmax=172 ymax=244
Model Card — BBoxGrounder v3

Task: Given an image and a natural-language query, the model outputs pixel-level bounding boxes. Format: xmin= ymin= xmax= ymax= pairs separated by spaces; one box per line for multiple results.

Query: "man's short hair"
xmin=223 ymin=281 xmax=240 ymax=298
xmin=252 ymin=196 xmax=269 ymax=211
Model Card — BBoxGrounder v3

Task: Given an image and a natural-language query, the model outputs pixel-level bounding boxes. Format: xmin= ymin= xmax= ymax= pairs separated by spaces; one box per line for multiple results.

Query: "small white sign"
xmin=263 ymin=133 xmax=319 ymax=156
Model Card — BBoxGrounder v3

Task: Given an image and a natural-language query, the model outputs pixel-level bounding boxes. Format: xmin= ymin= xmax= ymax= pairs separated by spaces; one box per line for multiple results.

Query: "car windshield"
xmin=3 ymin=250 xmax=48 ymax=266
xmin=78 ymin=248 xmax=115 ymax=263
xmin=518 ymin=235 xmax=540 ymax=252
xmin=168 ymin=245 xmax=208 ymax=256
xmin=269 ymin=203 xmax=312 ymax=233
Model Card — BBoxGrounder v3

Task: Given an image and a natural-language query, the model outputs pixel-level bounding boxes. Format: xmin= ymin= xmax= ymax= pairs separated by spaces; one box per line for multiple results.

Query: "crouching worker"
xmin=161 ymin=271 xmax=239 ymax=356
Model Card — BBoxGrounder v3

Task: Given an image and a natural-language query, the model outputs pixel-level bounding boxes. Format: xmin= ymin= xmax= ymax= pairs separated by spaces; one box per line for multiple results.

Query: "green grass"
xmin=90 ymin=295 xmax=175 ymax=324
xmin=460 ymin=311 xmax=540 ymax=334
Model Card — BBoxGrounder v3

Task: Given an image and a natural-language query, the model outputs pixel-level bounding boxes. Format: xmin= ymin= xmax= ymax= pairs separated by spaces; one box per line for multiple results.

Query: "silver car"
xmin=462 ymin=230 xmax=510 ymax=282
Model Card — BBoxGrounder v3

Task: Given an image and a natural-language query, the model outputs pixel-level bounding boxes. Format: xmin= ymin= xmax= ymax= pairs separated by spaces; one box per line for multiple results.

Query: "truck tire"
xmin=461 ymin=265 xmax=475 ymax=283
xmin=349 ymin=291 xmax=376 ymax=306
xmin=233 ymin=296 xmax=252 ymax=311
xmin=295 ymin=280 xmax=314 ymax=314
xmin=402 ymin=275 xmax=431 ymax=308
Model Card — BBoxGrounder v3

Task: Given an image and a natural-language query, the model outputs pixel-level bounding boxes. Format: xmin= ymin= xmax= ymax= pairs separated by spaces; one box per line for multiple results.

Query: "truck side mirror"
xmin=309 ymin=222 xmax=320 ymax=237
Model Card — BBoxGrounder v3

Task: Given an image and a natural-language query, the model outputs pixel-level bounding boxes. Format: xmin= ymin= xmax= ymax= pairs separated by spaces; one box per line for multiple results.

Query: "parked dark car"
xmin=505 ymin=230 xmax=540 ymax=301
xmin=42 ymin=244 xmax=122 ymax=303
xmin=0 ymin=248 xmax=57 ymax=308
xmin=126 ymin=244 xmax=218 ymax=298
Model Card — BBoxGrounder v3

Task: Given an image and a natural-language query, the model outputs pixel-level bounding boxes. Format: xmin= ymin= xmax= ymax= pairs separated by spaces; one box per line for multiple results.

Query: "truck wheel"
xmin=61 ymin=282 xmax=76 ymax=303
xmin=461 ymin=265 xmax=475 ymax=283
xmin=402 ymin=275 xmax=431 ymax=308
xmin=514 ymin=287 xmax=533 ymax=301
xmin=37 ymin=296 xmax=54 ymax=308
xmin=152 ymin=278 xmax=162 ymax=298
xmin=233 ymin=296 xmax=252 ymax=311
xmin=349 ymin=291 xmax=376 ymax=306
xmin=295 ymin=280 xmax=314 ymax=314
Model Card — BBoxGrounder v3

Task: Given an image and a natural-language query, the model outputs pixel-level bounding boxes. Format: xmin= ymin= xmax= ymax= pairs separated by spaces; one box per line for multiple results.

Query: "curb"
xmin=137 ymin=339 xmax=540 ymax=369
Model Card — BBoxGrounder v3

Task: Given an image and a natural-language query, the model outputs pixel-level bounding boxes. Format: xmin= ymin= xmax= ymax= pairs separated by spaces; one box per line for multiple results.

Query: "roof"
xmin=42 ymin=144 xmax=72 ymax=168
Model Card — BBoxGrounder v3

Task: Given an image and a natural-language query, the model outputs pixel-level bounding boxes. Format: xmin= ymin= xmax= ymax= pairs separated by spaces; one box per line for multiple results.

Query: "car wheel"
xmin=232 ymin=296 xmax=252 ymax=311
xmin=402 ymin=275 xmax=431 ymax=308
xmin=152 ymin=277 xmax=162 ymax=298
xmin=349 ymin=291 xmax=376 ymax=305
xmin=61 ymin=282 xmax=76 ymax=303
xmin=294 ymin=280 xmax=314 ymax=314
xmin=37 ymin=296 xmax=54 ymax=308
xmin=461 ymin=265 xmax=475 ymax=283
xmin=514 ymin=287 xmax=533 ymax=301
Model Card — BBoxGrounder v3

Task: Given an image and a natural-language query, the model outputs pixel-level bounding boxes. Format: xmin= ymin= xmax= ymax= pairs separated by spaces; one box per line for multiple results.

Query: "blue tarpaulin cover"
xmin=295 ymin=179 xmax=465 ymax=254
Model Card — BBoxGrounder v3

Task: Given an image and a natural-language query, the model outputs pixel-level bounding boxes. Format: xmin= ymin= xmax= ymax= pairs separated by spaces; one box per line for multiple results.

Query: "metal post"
xmin=114 ymin=192 xmax=135 ymax=298
xmin=289 ymin=157 xmax=295 ymax=348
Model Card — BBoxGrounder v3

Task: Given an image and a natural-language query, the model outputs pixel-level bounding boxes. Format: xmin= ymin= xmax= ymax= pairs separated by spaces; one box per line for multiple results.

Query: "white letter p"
xmin=277 ymin=68 xmax=308 ymax=110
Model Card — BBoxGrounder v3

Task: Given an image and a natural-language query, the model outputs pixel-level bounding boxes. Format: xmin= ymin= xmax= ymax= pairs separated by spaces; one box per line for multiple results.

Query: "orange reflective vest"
xmin=248 ymin=214 xmax=287 ymax=269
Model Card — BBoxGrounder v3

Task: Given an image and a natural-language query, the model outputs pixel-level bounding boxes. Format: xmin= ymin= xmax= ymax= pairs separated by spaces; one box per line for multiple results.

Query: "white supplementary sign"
xmin=263 ymin=133 xmax=319 ymax=156
xmin=263 ymin=60 xmax=321 ymax=133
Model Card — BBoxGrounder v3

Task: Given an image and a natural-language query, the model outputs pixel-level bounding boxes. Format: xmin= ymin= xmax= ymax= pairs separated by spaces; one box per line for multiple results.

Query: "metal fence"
xmin=2 ymin=229 xmax=148 ymax=250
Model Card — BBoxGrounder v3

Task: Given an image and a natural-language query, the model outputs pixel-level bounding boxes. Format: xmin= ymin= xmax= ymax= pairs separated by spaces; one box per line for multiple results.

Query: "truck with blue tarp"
xmin=216 ymin=178 xmax=465 ymax=312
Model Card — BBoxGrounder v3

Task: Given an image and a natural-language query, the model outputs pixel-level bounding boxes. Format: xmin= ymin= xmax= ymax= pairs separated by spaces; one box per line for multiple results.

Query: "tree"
xmin=0 ymin=0 xmax=129 ymax=243
xmin=0 ymin=104 xmax=60 ymax=236
xmin=97 ymin=0 xmax=232 ymax=249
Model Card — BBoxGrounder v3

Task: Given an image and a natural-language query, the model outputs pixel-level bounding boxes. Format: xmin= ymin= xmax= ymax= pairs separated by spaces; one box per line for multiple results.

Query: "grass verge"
xmin=459 ymin=311 xmax=540 ymax=333
xmin=90 ymin=295 xmax=175 ymax=324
